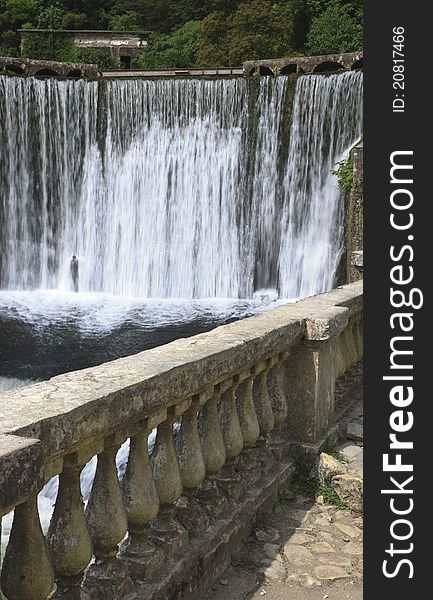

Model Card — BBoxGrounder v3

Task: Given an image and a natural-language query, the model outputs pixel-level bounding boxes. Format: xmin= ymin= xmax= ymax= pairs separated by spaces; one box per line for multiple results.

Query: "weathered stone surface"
xmin=310 ymin=541 xmax=335 ymax=554
xmin=314 ymin=565 xmax=350 ymax=580
xmin=263 ymin=543 xmax=280 ymax=559
xmin=287 ymin=573 xmax=322 ymax=588
xmin=318 ymin=554 xmax=351 ymax=567
xmin=342 ymin=540 xmax=363 ymax=556
xmin=262 ymin=559 xmax=286 ymax=582
xmin=286 ymin=532 xmax=314 ymax=545
xmin=334 ymin=522 xmax=362 ymax=538
xmin=0 ymin=434 xmax=43 ymax=514
xmin=318 ymin=453 xmax=347 ymax=484
xmin=0 ymin=56 xmax=99 ymax=78
xmin=283 ymin=544 xmax=315 ymax=567
xmin=347 ymin=420 xmax=363 ymax=443
xmin=332 ymin=475 xmax=363 ymax=512
xmin=255 ymin=527 xmax=280 ymax=543
xmin=243 ymin=51 xmax=363 ymax=76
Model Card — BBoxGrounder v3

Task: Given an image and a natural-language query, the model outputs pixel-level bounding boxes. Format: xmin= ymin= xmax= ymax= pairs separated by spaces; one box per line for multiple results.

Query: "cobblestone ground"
xmin=205 ymin=401 xmax=363 ymax=600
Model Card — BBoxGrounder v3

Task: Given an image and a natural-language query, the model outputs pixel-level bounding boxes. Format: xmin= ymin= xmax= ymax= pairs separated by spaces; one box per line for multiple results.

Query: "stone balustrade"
xmin=0 ymin=280 xmax=362 ymax=600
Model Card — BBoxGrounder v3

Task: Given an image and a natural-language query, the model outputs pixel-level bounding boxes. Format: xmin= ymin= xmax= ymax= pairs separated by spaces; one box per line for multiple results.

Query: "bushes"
xmin=137 ymin=20 xmax=202 ymax=69
xmin=21 ymin=32 xmax=77 ymax=62
xmin=77 ymin=48 xmax=120 ymax=69
xmin=197 ymin=0 xmax=295 ymax=67
xmin=306 ymin=1 xmax=363 ymax=55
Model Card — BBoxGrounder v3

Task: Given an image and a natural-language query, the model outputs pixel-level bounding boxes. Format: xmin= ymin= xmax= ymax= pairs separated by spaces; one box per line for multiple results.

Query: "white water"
xmin=279 ymin=72 xmax=363 ymax=298
xmin=0 ymin=73 xmax=362 ymax=301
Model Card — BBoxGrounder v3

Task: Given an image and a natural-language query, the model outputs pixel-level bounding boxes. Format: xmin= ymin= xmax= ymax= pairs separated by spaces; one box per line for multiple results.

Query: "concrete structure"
xmin=1 ymin=50 xmax=362 ymax=80
xmin=102 ymin=66 xmax=244 ymax=78
xmin=0 ymin=280 xmax=362 ymax=600
xmin=0 ymin=56 xmax=98 ymax=78
xmin=243 ymin=51 xmax=363 ymax=76
xmin=18 ymin=30 xmax=148 ymax=69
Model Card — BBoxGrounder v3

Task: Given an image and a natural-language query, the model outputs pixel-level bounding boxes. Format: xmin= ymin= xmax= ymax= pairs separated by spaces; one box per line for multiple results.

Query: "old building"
xmin=18 ymin=30 xmax=149 ymax=69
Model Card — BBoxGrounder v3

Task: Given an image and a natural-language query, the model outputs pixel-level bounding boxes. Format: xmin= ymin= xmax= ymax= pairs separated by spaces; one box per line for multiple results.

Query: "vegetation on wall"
xmin=0 ymin=0 xmax=363 ymax=66
xmin=333 ymin=155 xmax=354 ymax=192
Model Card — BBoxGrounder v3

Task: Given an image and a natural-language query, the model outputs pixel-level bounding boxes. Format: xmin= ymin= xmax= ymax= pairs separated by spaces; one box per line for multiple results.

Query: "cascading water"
xmin=279 ymin=72 xmax=363 ymax=299
xmin=0 ymin=72 xmax=362 ymax=300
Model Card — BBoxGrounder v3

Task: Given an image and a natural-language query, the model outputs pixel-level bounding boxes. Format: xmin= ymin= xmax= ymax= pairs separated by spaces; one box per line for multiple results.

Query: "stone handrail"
xmin=0 ymin=280 xmax=362 ymax=599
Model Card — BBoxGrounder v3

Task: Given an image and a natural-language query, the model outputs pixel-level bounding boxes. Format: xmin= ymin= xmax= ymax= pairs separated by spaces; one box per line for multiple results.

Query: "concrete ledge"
xmin=0 ymin=434 xmax=44 ymax=514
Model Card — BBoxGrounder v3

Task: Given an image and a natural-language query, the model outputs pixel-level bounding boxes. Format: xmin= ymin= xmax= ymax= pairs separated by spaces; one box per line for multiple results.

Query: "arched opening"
xmin=351 ymin=58 xmax=363 ymax=70
xmin=5 ymin=64 xmax=25 ymax=76
xmin=34 ymin=68 xmax=59 ymax=78
xmin=67 ymin=69 xmax=82 ymax=78
xmin=280 ymin=63 xmax=297 ymax=75
xmin=244 ymin=66 xmax=256 ymax=77
xmin=258 ymin=65 xmax=275 ymax=76
xmin=312 ymin=61 xmax=344 ymax=73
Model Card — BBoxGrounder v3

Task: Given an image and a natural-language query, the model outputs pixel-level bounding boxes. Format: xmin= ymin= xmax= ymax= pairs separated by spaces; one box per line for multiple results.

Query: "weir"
xmin=0 ymin=67 xmax=363 ymax=599
xmin=0 ymin=72 xmax=362 ymax=299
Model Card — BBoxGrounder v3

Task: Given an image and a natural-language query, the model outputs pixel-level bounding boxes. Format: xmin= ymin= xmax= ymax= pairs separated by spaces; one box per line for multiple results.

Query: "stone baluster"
xmin=235 ymin=372 xmax=262 ymax=484
xmin=267 ymin=353 xmax=289 ymax=428
xmin=47 ymin=455 xmax=92 ymax=598
xmin=252 ymin=362 xmax=275 ymax=437
xmin=174 ymin=400 xmax=209 ymax=536
xmin=197 ymin=386 xmax=228 ymax=518
xmin=267 ymin=352 xmax=290 ymax=459
xmin=119 ymin=427 xmax=164 ymax=580
xmin=199 ymin=387 xmax=226 ymax=475
xmin=236 ymin=372 xmax=260 ymax=447
xmin=84 ymin=437 xmax=134 ymax=599
xmin=1 ymin=494 xmax=54 ymax=600
xmin=286 ymin=307 xmax=348 ymax=443
xmin=150 ymin=410 xmax=188 ymax=557
xmin=217 ymin=380 xmax=245 ymax=501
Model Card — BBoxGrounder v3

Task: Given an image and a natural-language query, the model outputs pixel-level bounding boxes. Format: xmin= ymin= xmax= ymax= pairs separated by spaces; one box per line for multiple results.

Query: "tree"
xmin=197 ymin=0 xmax=294 ymax=67
xmin=196 ymin=10 xmax=230 ymax=66
xmin=137 ymin=19 xmax=202 ymax=68
xmin=37 ymin=2 xmax=64 ymax=28
xmin=305 ymin=1 xmax=362 ymax=55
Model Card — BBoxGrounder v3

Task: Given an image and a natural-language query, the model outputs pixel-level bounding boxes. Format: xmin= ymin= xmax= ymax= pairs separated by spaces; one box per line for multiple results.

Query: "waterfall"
xmin=279 ymin=72 xmax=363 ymax=298
xmin=0 ymin=72 xmax=362 ymax=300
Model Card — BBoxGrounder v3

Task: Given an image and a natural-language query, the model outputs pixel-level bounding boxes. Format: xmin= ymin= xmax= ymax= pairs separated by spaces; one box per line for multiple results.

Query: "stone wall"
xmin=347 ymin=142 xmax=364 ymax=282
xmin=0 ymin=281 xmax=363 ymax=600
xmin=243 ymin=51 xmax=363 ymax=76
xmin=0 ymin=56 xmax=99 ymax=78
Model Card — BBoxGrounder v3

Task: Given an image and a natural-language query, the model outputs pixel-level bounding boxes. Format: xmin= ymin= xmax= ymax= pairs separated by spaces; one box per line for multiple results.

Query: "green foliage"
xmin=306 ymin=1 xmax=362 ymax=55
xmin=137 ymin=20 xmax=202 ymax=69
xmin=317 ymin=479 xmax=349 ymax=509
xmin=333 ymin=155 xmax=354 ymax=193
xmin=62 ymin=12 xmax=88 ymax=30
xmin=22 ymin=31 xmax=77 ymax=61
xmin=109 ymin=10 xmax=141 ymax=31
xmin=281 ymin=449 xmax=349 ymax=509
xmin=0 ymin=0 xmax=39 ymax=30
xmin=0 ymin=28 xmax=20 ymax=55
xmin=37 ymin=2 xmax=64 ymax=29
xmin=0 ymin=0 xmax=363 ymax=65
xmin=197 ymin=0 xmax=295 ymax=67
xmin=77 ymin=47 xmax=120 ymax=69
